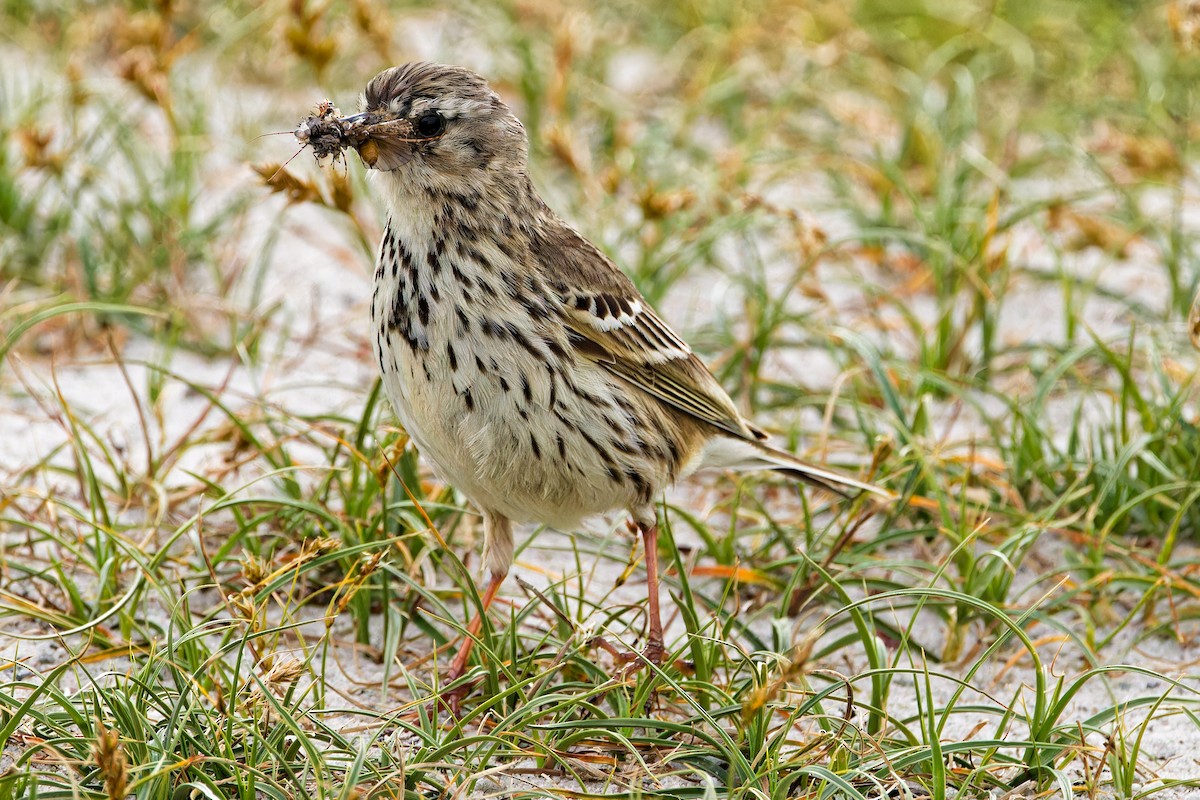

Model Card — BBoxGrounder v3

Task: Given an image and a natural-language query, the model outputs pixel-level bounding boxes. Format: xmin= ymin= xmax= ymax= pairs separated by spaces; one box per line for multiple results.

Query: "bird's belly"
xmin=372 ymin=309 xmax=675 ymax=528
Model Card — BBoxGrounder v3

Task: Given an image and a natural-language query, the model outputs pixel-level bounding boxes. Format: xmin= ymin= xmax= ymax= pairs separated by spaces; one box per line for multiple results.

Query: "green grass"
xmin=2 ymin=0 xmax=1200 ymax=797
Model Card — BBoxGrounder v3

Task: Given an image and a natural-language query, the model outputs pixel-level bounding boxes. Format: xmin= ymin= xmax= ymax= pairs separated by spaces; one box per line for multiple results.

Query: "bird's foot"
xmin=634 ymin=637 xmax=667 ymax=670
xmin=427 ymin=671 xmax=485 ymax=718
xmin=591 ymin=635 xmax=667 ymax=677
xmin=439 ymin=681 xmax=473 ymax=717
xmin=426 ymin=651 xmax=478 ymax=719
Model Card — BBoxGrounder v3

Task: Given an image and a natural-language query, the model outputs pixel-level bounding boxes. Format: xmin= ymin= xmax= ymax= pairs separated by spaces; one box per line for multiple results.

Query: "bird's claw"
xmin=591 ymin=635 xmax=667 ymax=678
xmin=433 ymin=678 xmax=476 ymax=718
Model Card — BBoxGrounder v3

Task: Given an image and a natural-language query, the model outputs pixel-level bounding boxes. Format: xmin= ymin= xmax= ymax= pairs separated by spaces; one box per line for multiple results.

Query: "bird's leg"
xmin=639 ymin=521 xmax=667 ymax=667
xmin=595 ymin=519 xmax=668 ymax=673
xmin=446 ymin=512 xmax=512 ymax=682
xmin=446 ymin=570 xmax=505 ymax=680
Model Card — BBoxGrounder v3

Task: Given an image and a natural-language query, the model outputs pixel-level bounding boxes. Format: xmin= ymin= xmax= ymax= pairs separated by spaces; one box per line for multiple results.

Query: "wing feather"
xmin=530 ymin=221 xmax=755 ymax=440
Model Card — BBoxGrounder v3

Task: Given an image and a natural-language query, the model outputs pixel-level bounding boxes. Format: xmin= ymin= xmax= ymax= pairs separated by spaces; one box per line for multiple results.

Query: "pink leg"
xmin=599 ymin=521 xmax=668 ymax=672
xmin=640 ymin=522 xmax=666 ymax=666
xmin=447 ymin=571 xmax=504 ymax=679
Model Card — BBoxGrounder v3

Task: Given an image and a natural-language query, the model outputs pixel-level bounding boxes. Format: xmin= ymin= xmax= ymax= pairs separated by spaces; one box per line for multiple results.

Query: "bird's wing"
xmin=530 ymin=221 xmax=760 ymax=441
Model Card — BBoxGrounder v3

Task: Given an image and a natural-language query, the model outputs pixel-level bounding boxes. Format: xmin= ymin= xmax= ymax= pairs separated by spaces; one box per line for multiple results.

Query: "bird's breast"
xmin=369 ymin=217 xmax=692 ymax=527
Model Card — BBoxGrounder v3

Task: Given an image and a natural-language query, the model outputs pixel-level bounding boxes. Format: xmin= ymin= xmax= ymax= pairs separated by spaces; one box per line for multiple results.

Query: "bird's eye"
xmin=415 ymin=112 xmax=445 ymax=137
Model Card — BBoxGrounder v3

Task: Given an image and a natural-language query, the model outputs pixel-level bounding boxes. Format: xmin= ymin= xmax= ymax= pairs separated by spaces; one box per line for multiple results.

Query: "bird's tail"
xmin=700 ymin=436 xmax=891 ymax=500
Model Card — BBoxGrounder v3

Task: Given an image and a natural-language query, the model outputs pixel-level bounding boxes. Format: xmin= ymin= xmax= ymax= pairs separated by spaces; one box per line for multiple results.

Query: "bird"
xmin=305 ymin=62 xmax=888 ymax=682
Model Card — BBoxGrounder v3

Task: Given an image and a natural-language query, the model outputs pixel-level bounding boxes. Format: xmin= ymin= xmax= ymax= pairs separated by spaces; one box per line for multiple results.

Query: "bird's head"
xmin=338 ymin=63 xmax=529 ymax=194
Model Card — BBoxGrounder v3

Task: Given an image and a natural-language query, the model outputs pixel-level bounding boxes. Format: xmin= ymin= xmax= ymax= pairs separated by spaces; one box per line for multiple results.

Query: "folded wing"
xmin=530 ymin=221 xmax=758 ymax=441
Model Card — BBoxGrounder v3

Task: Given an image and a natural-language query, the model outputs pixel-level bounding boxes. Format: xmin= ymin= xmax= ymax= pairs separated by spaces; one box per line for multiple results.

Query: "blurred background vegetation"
xmin=3 ymin=0 xmax=1195 ymax=325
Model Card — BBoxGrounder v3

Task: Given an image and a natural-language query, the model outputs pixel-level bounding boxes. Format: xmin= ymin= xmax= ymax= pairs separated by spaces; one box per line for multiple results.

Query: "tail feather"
xmin=699 ymin=435 xmax=891 ymax=500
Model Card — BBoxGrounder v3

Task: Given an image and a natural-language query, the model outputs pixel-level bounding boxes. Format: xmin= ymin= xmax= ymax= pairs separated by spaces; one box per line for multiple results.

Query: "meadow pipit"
xmin=297 ymin=62 xmax=889 ymax=681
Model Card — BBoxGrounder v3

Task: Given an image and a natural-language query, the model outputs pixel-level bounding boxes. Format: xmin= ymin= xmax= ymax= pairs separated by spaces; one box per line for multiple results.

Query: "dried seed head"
xmin=264 ymin=657 xmax=304 ymax=688
xmin=92 ymin=720 xmax=129 ymax=800
xmin=1170 ymin=0 xmax=1200 ymax=51
xmin=241 ymin=553 xmax=269 ymax=587
xmin=227 ymin=590 xmax=258 ymax=623
xmin=301 ymin=537 xmax=340 ymax=559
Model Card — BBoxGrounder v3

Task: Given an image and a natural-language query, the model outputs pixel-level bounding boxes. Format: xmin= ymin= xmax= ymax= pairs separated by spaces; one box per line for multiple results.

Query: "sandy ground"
xmin=3 ymin=64 xmax=1200 ymax=797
